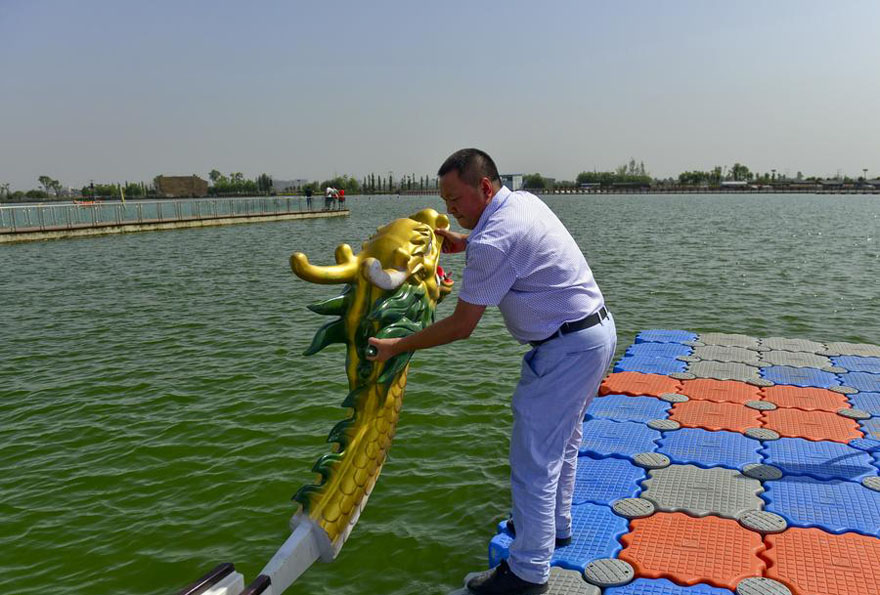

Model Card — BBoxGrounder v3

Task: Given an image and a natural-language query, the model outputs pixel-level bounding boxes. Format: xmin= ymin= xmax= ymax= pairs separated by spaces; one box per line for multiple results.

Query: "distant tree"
xmin=256 ymin=173 xmax=273 ymax=194
xmin=730 ymin=163 xmax=752 ymax=181
xmin=0 ymin=182 xmax=10 ymax=198
xmin=50 ymin=180 xmax=63 ymax=197
xmin=523 ymin=173 xmax=547 ymax=190
xmin=230 ymin=172 xmax=244 ymax=183
xmin=124 ymin=182 xmax=144 ymax=197
xmin=38 ymin=175 xmax=59 ymax=196
xmin=26 ymin=189 xmax=49 ymax=199
xmin=209 ymin=169 xmax=222 ymax=183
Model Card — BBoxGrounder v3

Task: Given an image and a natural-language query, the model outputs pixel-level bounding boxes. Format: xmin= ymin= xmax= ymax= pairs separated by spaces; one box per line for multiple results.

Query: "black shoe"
xmin=505 ymin=520 xmax=572 ymax=548
xmin=466 ymin=560 xmax=549 ymax=595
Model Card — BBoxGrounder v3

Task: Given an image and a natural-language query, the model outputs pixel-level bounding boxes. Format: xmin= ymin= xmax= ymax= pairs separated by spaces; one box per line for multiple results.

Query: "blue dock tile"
xmin=832 ymin=355 xmax=880 ymax=374
xmin=626 ymin=342 xmax=693 ymax=359
xmin=860 ymin=417 xmax=880 ymax=440
xmin=572 ymin=456 xmax=647 ymax=505
xmin=580 ymin=419 xmax=662 ymax=459
xmin=658 ymin=428 xmax=762 ymax=470
xmin=760 ymin=365 xmax=840 ymax=388
xmin=488 ymin=503 xmax=628 ymax=573
xmin=849 ymin=392 xmax=880 ymax=415
xmin=635 ymin=330 xmax=698 ymax=344
xmin=614 ymin=356 xmax=687 ymax=375
xmin=848 ymin=437 xmax=880 ymax=453
xmin=763 ymin=475 xmax=880 ymax=536
xmin=839 ymin=371 xmax=880 ymax=392
xmin=605 ymin=578 xmax=734 ymax=595
xmin=586 ymin=395 xmax=671 ymax=423
xmin=762 ymin=437 xmax=877 ymax=481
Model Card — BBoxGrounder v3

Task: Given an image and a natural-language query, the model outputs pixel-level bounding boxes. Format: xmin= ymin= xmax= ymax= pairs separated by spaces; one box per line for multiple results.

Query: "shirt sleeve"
xmin=458 ymin=242 xmax=517 ymax=306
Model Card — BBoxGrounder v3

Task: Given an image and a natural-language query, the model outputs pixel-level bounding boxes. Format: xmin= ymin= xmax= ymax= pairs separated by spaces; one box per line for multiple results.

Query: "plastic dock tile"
xmin=759 ymin=337 xmax=826 ymax=353
xmin=849 ymin=392 xmax=880 ymax=415
xmin=838 ymin=371 xmax=880 ymax=393
xmin=586 ymin=395 xmax=671 ymax=423
xmin=697 ymin=333 xmax=760 ymax=349
xmin=765 ymin=527 xmax=880 ymax=595
xmin=831 ymin=355 xmax=880 ymax=374
xmin=760 ymin=365 xmax=840 ymax=388
xmin=600 ymin=372 xmax=682 ymax=398
xmin=762 ymin=437 xmax=877 ymax=481
xmin=760 ymin=385 xmax=851 ymax=412
xmin=860 ymin=417 xmax=880 ymax=440
xmin=627 ymin=342 xmax=693 ymax=359
xmin=759 ymin=351 xmax=833 ymax=369
xmin=573 ymin=456 xmax=647 ymax=505
xmin=579 ymin=419 xmax=662 ymax=459
xmin=618 ymin=512 xmax=765 ymax=590
xmin=636 ymin=330 xmax=698 ymax=344
xmin=640 ymin=464 xmax=763 ymax=519
xmin=823 ymin=341 xmax=880 ymax=357
xmin=669 ymin=401 xmax=762 ymax=433
xmin=488 ymin=502 xmax=629 ymax=573
xmin=762 ymin=475 xmax=880 ymax=536
xmin=658 ymin=428 xmax=762 ymax=470
xmin=605 ymin=578 xmax=734 ymax=595
xmin=688 ymin=345 xmax=761 ymax=365
xmin=678 ymin=379 xmax=761 ymax=404
xmin=761 ymin=408 xmax=864 ymax=443
xmin=686 ymin=361 xmax=763 ymax=383
xmin=615 ymin=356 xmax=688 ymax=375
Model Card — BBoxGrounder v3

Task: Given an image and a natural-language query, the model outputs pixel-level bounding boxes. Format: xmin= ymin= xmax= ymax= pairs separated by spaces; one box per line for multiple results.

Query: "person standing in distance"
xmin=367 ymin=148 xmax=616 ymax=594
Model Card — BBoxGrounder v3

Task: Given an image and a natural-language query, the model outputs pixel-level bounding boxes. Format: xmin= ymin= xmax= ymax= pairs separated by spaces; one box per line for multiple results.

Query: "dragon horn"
xmin=362 ymin=257 xmax=409 ymax=290
xmin=291 ymin=252 xmax=358 ymax=284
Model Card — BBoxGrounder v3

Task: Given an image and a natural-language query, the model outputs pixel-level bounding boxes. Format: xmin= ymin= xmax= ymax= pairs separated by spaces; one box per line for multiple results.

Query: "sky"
xmin=1 ymin=0 xmax=879 ymax=191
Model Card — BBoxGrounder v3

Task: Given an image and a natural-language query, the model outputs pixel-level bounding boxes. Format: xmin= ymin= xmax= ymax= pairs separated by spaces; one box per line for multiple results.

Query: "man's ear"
xmin=479 ymin=177 xmax=493 ymax=200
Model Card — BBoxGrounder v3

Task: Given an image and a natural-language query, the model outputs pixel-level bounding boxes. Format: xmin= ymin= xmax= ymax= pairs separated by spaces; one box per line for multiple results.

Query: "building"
xmin=500 ymin=173 xmax=524 ymax=191
xmin=154 ymin=175 xmax=209 ymax=198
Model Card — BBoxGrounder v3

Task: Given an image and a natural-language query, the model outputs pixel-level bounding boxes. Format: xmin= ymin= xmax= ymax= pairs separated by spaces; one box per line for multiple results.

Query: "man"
xmin=367 ymin=149 xmax=616 ymax=595
xmin=305 ymin=187 xmax=313 ymax=210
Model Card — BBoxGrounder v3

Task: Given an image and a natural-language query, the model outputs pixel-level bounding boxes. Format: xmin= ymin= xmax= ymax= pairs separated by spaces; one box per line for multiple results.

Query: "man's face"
xmin=439 ymin=171 xmax=491 ymax=230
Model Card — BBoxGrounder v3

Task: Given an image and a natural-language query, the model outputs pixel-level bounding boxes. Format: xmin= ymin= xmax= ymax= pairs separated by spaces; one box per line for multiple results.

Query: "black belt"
xmin=529 ymin=306 xmax=609 ymax=347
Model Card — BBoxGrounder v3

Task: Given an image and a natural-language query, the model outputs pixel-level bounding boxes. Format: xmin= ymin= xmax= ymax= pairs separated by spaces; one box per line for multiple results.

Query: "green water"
xmin=1 ymin=193 xmax=878 ymax=594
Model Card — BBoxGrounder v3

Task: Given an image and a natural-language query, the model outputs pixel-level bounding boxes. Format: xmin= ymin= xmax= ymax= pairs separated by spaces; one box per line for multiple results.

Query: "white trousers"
xmin=507 ymin=313 xmax=616 ymax=584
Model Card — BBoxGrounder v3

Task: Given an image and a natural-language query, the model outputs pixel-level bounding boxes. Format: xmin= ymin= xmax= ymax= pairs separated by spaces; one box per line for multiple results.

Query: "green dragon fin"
xmin=303 ymin=318 xmax=347 ymax=356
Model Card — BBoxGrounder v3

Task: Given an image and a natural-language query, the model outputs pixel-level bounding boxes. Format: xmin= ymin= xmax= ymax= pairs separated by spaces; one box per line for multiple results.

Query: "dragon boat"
xmin=180 ymin=208 xmax=454 ymax=595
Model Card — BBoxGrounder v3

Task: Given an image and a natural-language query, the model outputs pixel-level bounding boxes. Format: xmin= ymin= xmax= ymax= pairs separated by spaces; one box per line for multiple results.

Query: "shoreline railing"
xmin=0 ymin=196 xmax=342 ymax=234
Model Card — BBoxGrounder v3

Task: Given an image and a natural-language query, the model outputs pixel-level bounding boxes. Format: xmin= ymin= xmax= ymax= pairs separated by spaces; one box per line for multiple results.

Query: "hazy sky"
xmin=2 ymin=0 xmax=878 ymax=190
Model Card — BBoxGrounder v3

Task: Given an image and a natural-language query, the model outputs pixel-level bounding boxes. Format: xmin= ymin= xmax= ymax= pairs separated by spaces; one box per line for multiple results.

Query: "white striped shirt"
xmin=458 ymin=186 xmax=605 ymax=343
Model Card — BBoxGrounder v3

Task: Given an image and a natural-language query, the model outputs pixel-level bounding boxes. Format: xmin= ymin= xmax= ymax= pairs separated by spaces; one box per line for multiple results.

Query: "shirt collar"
xmin=468 ymin=185 xmax=511 ymax=239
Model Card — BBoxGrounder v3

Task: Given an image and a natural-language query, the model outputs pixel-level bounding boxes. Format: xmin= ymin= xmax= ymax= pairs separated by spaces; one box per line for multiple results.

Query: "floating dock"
xmin=455 ymin=330 xmax=880 ymax=595
xmin=0 ymin=198 xmax=348 ymax=243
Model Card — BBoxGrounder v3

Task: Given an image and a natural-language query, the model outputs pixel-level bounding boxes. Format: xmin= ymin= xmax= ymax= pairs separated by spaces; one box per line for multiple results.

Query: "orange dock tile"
xmin=762 ymin=408 xmax=864 ymax=443
xmin=599 ymin=372 xmax=682 ymax=398
xmin=678 ymin=378 xmax=762 ymax=404
xmin=765 ymin=527 xmax=880 ymax=595
xmin=619 ymin=512 xmax=765 ymax=590
xmin=760 ymin=385 xmax=852 ymax=412
xmin=669 ymin=401 xmax=763 ymax=433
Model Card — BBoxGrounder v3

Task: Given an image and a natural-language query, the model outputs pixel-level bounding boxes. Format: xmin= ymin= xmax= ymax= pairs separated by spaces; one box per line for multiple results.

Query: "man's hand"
xmin=366 ymin=337 xmax=401 ymax=363
xmin=435 ymin=228 xmax=468 ymax=254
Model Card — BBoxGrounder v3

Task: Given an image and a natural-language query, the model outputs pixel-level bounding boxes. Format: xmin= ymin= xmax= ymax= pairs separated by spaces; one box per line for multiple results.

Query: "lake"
xmin=1 ymin=193 xmax=878 ymax=594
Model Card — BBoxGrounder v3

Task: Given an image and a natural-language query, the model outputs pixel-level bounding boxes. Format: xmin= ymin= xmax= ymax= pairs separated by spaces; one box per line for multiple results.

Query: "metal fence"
xmin=0 ymin=196 xmax=322 ymax=233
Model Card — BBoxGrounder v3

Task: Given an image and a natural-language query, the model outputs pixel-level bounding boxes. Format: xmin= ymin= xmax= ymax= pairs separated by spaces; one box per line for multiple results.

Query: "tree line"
xmin=2 ymin=161 xmax=875 ymax=202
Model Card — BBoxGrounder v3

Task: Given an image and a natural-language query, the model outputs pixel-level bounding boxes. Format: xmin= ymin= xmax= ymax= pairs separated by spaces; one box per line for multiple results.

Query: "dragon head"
xmin=287 ymin=208 xmax=454 ymax=556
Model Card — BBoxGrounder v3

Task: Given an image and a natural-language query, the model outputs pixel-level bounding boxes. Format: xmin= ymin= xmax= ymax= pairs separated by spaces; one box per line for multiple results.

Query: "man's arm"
xmin=366 ymin=298 xmax=485 ymax=362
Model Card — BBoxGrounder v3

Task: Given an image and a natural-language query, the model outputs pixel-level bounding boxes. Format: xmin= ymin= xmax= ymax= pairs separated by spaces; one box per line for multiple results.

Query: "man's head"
xmin=437 ymin=148 xmax=502 ymax=230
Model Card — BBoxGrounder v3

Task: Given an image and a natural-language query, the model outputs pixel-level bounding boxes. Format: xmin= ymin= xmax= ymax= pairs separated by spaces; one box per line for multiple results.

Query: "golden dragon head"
xmin=287 ymin=208 xmax=453 ymax=558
